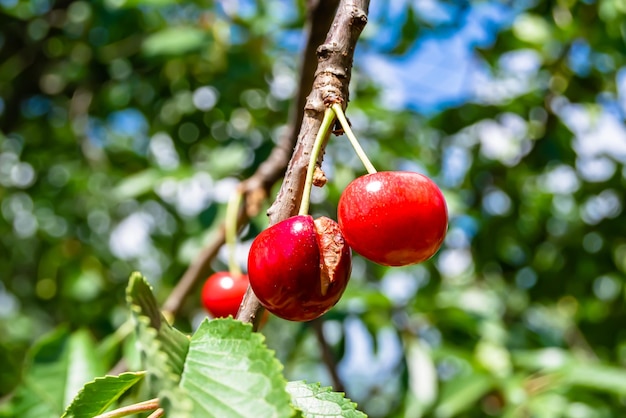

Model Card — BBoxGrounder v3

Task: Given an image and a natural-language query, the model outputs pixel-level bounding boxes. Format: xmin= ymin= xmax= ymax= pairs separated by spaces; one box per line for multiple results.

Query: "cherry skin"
xmin=338 ymin=171 xmax=448 ymax=266
xmin=247 ymin=215 xmax=351 ymax=322
xmin=201 ymin=272 xmax=250 ymax=318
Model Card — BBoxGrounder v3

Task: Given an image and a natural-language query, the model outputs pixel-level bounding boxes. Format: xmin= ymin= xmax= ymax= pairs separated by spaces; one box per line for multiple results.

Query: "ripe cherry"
xmin=338 ymin=171 xmax=448 ymax=266
xmin=247 ymin=215 xmax=351 ymax=321
xmin=201 ymin=272 xmax=250 ymax=318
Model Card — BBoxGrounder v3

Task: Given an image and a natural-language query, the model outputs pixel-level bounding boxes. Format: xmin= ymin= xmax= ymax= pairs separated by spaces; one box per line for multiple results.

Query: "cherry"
xmin=247 ymin=215 xmax=351 ymax=321
xmin=338 ymin=171 xmax=448 ymax=266
xmin=201 ymin=272 xmax=250 ymax=318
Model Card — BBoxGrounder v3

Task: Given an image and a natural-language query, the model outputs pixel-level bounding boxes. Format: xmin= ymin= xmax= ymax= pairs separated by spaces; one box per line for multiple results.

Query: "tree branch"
xmin=162 ymin=0 xmax=340 ymax=318
xmin=267 ymin=0 xmax=369 ymax=222
xmin=237 ymin=0 xmax=370 ymax=325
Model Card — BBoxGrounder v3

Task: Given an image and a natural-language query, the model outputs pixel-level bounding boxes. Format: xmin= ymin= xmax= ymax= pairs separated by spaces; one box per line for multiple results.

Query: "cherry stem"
xmin=331 ymin=103 xmax=377 ymax=174
xmin=94 ymin=398 xmax=159 ymax=418
xmin=146 ymin=409 xmax=164 ymax=418
xmin=298 ymin=107 xmax=336 ymax=216
xmin=226 ymin=188 xmax=243 ymax=276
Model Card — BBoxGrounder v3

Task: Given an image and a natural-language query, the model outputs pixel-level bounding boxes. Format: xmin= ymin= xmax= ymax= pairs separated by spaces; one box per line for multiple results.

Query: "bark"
xmin=236 ymin=0 xmax=370 ymax=325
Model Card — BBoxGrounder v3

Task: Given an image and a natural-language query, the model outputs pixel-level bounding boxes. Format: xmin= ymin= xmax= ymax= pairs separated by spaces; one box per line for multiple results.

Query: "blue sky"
xmin=360 ymin=0 xmax=517 ymax=114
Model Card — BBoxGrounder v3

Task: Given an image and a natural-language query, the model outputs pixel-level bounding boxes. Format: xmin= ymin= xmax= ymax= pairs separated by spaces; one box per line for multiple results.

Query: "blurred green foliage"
xmin=1 ymin=0 xmax=626 ymax=417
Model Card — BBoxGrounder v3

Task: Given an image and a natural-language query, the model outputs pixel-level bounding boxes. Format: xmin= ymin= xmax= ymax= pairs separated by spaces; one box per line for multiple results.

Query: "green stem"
xmin=94 ymin=398 xmax=159 ymax=418
xmin=299 ymin=107 xmax=336 ymax=216
xmin=331 ymin=103 xmax=377 ymax=174
xmin=226 ymin=188 xmax=243 ymax=276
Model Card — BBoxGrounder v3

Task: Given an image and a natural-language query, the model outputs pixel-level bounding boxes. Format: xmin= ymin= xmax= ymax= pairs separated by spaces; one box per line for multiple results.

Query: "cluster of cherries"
xmin=202 ymin=104 xmax=448 ymax=323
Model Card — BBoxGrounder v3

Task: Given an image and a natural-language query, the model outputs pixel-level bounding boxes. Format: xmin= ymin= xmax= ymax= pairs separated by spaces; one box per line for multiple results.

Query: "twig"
xmin=161 ymin=1 xmax=338 ymax=318
xmin=237 ymin=0 xmax=370 ymax=325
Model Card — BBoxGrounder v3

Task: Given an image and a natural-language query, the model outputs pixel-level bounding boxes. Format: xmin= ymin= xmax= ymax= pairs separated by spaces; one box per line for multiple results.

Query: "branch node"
xmin=352 ymin=8 xmax=368 ymax=25
xmin=323 ymin=92 xmax=343 ymax=106
xmin=317 ymin=42 xmax=339 ymax=60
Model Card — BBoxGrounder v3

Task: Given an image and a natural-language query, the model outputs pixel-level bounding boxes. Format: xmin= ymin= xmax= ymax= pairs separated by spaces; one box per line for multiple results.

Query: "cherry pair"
xmin=202 ymin=105 xmax=447 ymax=323
xmin=247 ymin=170 xmax=448 ymax=322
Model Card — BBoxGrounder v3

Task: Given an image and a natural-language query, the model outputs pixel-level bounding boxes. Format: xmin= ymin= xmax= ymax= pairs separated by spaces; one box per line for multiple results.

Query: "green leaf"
xmin=63 ymin=329 xmax=104 ymax=407
xmin=563 ymin=363 xmax=626 ymax=396
xmin=287 ymin=381 xmax=367 ymax=418
xmin=112 ymin=168 xmax=162 ymax=200
xmin=434 ymin=373 xmax=493 ymax=418
xmin=5 ymin=328 xmax=104 ymax=418
xmin=142 ymin=27 xmax=208 ymax=57
xmin=513 ymin=350 xmax=626 ymax=396
xmin=61 ymin=372 xmax=145 ymax=418
xmin=512 ymin=348 xmax=571 ymax=371
xmin=126 ymin=272 xmax=189 ymax=376
xmin=126 ymin=272 xmax=190 ymax=394
xmin=178 ymin=318 xmax=296 ymax=418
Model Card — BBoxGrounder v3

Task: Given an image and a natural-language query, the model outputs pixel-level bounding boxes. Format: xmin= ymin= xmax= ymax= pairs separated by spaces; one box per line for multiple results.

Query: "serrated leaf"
xmin=142 ymin=27 xmax=208 ymax=57
xmin=178 ymin=318 xmax=296 ymax=418
xmin=5 ymin=328 xmax=104 ymax=418
xmin=126 ymin=272 xmax=190 ymax=399
xmin=287 ymin=381 xmax=367 ymax=418
xmin=61 ymin=372 xmax=145 ymax=418
xmin=126 ymin=272 xmax=189 ymax=376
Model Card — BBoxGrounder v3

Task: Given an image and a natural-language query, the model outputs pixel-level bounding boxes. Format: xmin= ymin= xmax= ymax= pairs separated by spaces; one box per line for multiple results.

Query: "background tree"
xmin=1 ymin=0 xmax=626 ymax=417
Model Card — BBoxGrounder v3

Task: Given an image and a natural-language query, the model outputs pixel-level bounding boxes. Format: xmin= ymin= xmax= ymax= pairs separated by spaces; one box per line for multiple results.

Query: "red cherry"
xmin=247 ymin=215 xmax=351 ymax=321
xmin=201 ymin=272 xmax=249 ymax=318
xmin=338 ymin=171 xmax=448 ymax=266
